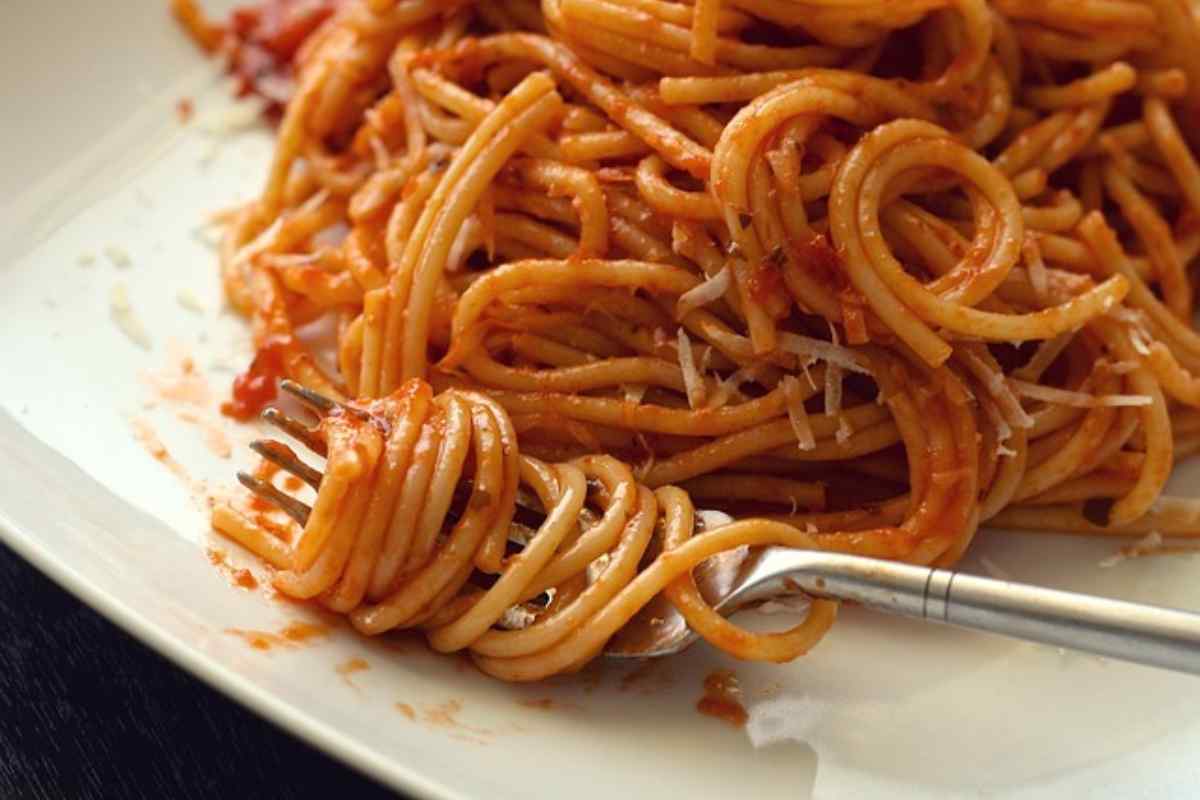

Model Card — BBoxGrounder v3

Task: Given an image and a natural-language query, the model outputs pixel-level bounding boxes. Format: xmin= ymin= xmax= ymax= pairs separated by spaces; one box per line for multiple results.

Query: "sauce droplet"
xmin=221 ymin=339 xmax=289 ymax=421
xmin=696 ymin=669 xmax=747 ymax=728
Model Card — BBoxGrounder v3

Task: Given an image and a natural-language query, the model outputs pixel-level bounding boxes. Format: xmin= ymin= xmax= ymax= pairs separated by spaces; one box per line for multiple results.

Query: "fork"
xmin=240 ymin=382 xmax=1200 ymax=676
xmin=606 ymin=545 xmax=1200 ymax=675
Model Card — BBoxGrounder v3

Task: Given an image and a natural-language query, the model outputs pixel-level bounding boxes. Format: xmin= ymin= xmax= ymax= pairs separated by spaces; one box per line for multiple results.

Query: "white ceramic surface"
xmin=2 ymin=3 xmax=1200 ymax=798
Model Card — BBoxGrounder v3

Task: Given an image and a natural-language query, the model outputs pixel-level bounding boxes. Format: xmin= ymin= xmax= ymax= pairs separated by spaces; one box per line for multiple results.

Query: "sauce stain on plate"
xmin=336 ymin=656 xmax=370 ymax=689
xmin=697 ymin=669 xmax=748 ymax=728
xmin=206 ymin=547 xmax=259 ymax=590
xmin=517 ymin=697 xmax=580 ymax=712
xmin=420 ymin=699 xmax=493 ymax=744
xmin=225 ymin=620 xmax=331 ymax=652
xmin=140 ymin=340 xmax=233 ymax=459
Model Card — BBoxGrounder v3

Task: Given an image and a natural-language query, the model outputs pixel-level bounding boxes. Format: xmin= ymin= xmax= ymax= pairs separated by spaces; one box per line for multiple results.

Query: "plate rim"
xmin=0 ymin=503 xmax=457 ymax=800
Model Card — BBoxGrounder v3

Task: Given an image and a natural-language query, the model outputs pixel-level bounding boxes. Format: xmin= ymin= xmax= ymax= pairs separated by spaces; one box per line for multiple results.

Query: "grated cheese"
xmin=1099 ymin=531 xmax=1163 ymax=568
xmin=1014 ymin=332 xmax=1074 ymax=382
xmin=199 ymin=96 xmax=268 ymax=137
xmin=675 ymin=266 xmax=731 ymax=320
xmin=586 ymin=552 xmax=612 ymax=585
xmin=781 ymin=375 xmax=816 ymax=451
xmin=1023 ymin=236 xmax=1049 ymax=306
xmin=1105 ymin=360 xmax=1140 ymax=375
xmin=1128 ymin=326 xmax=1151 ymax=356
xmin=110 ymin=283 xmax=152 ymax=350
xmin=623 ymin=383 xmax=648 ymax=405
xmin=447 ymin=216 xmax=483 ymax=274
xmin=77 ymin=252 xmax=96 ymax=268
xmin=676 ymin=328 xmax=707 ymax=409
xmin=104 ymin=245 xmax=132 ymax=268
xmin=497 ymin=605 xmax=539 ymax=630
xmin=176 ymin=288 xmax=205 ymax=313
xmin=1009 ymin=378 xmax=1152 ymax=408
xmin=707 ymin=364 xmax=769 ymax=409
xmin=778 ymin=332 xmax=870 ymax=374
xmin=959 ymin=347 xmax=1035 ymax=429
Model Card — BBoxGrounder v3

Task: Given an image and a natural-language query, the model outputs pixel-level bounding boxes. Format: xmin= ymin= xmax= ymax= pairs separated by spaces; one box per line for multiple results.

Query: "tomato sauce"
xmin=221 ymin=339 xmax=289 ymax=421
xmin=696 ymin=669 xmax=748 ymax=727
xmin=226 ymin=0 xmax=345 ymax=109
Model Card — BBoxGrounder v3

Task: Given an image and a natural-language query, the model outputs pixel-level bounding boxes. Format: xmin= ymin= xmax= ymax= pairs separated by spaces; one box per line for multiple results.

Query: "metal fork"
xmin=606 ymin=545 xmax=1200 ymax=675
xmin=240 ymin=383 xmax=1200 ymax=676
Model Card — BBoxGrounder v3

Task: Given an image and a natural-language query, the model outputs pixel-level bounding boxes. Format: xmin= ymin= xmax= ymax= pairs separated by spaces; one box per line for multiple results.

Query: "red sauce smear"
xmin=794 ymin=232 xmax=845 ymax=287
xmin=747 ymin=258 xmax=788 ymax=319
xmin=206 ymin=548 xmax=259 ymax=590
xmin=337 ymin=657 xmax=370 ymax=687
xmin=696 ymin=669 xmax=748 ymax=728
xmin=394 ymin=702 xmax=417 ymax=721
xmin=279 ymin=620 xmax=330 ymax=643
xmin=221 ymin=340 xmax=289 ymax=421
xmin=176 ymin=97 xmax=194 ymax=123
xmin=224 ymin=620 xmax=330 ymax=652
xmin=227 ymin=0 xmax=345 ymax=109
xmin=518 ymin=697 xmax=580 ymax=712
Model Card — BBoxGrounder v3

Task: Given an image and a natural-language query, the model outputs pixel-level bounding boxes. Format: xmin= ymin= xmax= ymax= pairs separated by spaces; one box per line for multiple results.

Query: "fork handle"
xmin=756 ymin=552 xmax=1200 ymax=675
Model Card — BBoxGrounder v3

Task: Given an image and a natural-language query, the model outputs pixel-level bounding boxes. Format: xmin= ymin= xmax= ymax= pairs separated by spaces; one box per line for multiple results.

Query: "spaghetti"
xmin=180 ymin=0 xmax=1200 ymax=680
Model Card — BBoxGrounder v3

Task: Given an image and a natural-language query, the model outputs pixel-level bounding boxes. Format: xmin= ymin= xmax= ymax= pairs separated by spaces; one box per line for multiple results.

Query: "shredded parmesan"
xmin=707 ymin=365 xmax=764 ymax=409
xmin=976 ymin=394 xmax=1014 ymax=454
xmin=586 ymin=552 xmax=612 ymax=584
xmin=1099 ymin=531 xmax=1163 ymax=568
xmin=675 ymin=266 xmax=731 ymax=320
xmin=104 ymin=245 xmax=132 ymax=268
xmin=677 ymin=328 xmax=707 ymax=409
xmin=77 ymin=252 xmax=96 ymax=268
xmin=232 ymin=217 xmax=284 ymax=268
xmin=447 ymin=215 xmax=483 ymax=274
xmin=498 ymin=605 xmax=539 ymax=630
xmin=191 ymin=223 xmax=223 ymax=251
xmin=1099 ymin=531 xmax=1200 ymax=567
xmin=199 ymin=96 xmax=268 ymax=137
xmin=623 ymin=383 xmax=648 ymax=405
xmin=1022 ymin=236 xmax=1049 ymax=306
xmin=824 ymin=323 xmax=852 ymax=443
xmin=176 ymin=288 xmax=205 ymax=313
xmin=1106 ymin=360 xmax=1140 ymax=375
xmin=110 ymin=283 xmax=152 ymax=350
xmin=1014 ymin=332 xmax=1074 ymax=382
xmin=781 ymin=375 xmax=816 ymax=451
xmin=1128 ymin=325 xmax=1151 ymax=356
xmin=959 ymin=347 xmax=1035 ymax=429
xmin=778 ymin=332 xmax=869 ymax=374
xmin=1009 ymin=378 xmax=1152 ymax=408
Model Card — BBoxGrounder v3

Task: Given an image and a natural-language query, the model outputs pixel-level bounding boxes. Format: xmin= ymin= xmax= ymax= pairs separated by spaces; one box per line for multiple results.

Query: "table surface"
xmin=0 ymin=540 xmax=406 ymax=800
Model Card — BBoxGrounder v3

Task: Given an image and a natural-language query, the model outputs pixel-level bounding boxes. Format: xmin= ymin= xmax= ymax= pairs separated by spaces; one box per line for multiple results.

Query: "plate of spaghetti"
xmin=3 ymin=0 xmax=1200 ymax=796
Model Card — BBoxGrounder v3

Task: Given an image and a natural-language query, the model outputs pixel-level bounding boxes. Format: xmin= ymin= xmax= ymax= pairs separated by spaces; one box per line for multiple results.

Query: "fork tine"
xmin=279 ymin=380 xmax=337 ymax=413
xmin=237 ymin=471 xmax=312 ymax=525
xmin=262 ymin=407 xmax=327 ymax=456
xmin=280 ymin=379 xmax=373 ymax=422
xmin=250 ymin=440 xmax=323 ymax=489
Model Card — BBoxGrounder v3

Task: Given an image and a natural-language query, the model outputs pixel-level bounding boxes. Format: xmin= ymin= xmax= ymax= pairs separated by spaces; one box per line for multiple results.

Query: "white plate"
xmin=3 ymin=3 xmax=1200 ymax=798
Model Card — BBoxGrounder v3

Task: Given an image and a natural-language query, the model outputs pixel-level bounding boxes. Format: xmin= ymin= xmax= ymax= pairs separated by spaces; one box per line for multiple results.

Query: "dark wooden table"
xmin=0 ymin=540 xmax=405 ymax=799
